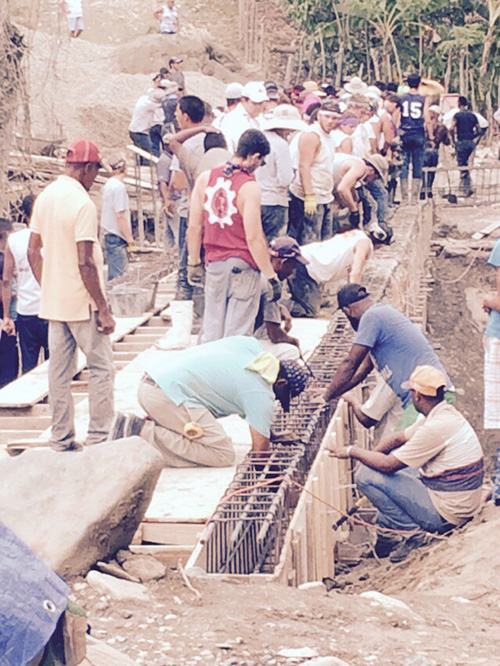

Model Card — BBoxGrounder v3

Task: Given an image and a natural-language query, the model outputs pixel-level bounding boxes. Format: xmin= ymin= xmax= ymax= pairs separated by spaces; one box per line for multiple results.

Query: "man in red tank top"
xmin=187 ymin=129 xmax=282 ymax=342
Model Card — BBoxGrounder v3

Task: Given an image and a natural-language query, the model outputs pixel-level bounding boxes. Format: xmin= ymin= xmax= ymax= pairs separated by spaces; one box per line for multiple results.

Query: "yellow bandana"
xmin=245 ymin=352 xmax=280 ymax=384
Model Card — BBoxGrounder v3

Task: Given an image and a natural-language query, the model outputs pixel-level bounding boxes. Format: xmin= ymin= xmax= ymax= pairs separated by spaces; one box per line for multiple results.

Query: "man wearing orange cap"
xmin=330 ymin=365 xmax=484 ymax=562
xmin=28 ymin=139 xmax=116 ymax=452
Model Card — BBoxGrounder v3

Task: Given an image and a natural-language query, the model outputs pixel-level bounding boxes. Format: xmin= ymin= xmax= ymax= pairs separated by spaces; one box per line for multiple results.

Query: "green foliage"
xmin=285 ymin=0 xmax=500 ymax=106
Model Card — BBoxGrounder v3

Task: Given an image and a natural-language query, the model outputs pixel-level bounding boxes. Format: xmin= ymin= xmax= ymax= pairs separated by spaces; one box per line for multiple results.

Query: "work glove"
xmin=349 ymin=210 xmax=361 ymax=228
xmin=268 ymin=277 xmax=282 ymax=303
xmin=187 ymin=262 xmax=204 ymax=286
xmin=304 ymin=194 xmax=317 ymax=219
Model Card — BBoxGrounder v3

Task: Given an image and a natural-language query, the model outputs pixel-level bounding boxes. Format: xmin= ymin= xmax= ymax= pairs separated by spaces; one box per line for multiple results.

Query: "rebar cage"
xmin=202 ymin=312 xmax=355 ymax=574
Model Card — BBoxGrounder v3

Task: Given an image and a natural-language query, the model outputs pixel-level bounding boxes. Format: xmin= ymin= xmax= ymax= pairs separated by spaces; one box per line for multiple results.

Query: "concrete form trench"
xmin=187 ymin=203 xmax=434 ymax=585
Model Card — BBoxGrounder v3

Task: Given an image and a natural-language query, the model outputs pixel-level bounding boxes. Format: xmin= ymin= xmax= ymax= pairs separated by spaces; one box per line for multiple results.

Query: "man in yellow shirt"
xmin=28 ymin=139 xmax=115 ymax=451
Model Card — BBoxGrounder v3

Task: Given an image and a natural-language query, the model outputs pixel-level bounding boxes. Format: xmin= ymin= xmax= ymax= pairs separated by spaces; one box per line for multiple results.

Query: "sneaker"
xmin=108 ymin=412 xmax=127 ymax=441
xmin=389 ymin=533 xmax=429 ymax=563
xmin=51 ymin=441 xmax=84 ymax=452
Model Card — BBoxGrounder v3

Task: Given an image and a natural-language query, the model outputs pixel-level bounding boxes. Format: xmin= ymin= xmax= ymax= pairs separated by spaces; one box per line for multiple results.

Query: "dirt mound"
xmin=19 ymin=28 xmax=228 ymax=153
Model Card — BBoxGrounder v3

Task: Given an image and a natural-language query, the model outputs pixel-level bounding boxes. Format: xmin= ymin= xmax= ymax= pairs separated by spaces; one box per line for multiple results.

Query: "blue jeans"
xmin=456 ymin=139 xmax=476 ymax=192
xmin=400 ymin=133 xmax=425 ymax=180
xmin=16 ymin=313 xmax=49 ymax=374
xmin=288 ymin=193 xmax=334 ymax=244
xmin=105 ymin=233 xmax=129 ymax=281
xmin=422 ymin=149 xmax=439 ymax=196
xmin=0 ymin=330 xmax=19 ymax=388
xmin=362 ymin=179 xmax=389 ymax=225
xmin=261 ymin=205 xmax=288 ymax=242
xmin=355 ymin=465 xmax=453 ymax=533
xmin=129 ymin=131 xmax=153 ymax=165
xmin=287 ymin=262 xmax=321 ymax=318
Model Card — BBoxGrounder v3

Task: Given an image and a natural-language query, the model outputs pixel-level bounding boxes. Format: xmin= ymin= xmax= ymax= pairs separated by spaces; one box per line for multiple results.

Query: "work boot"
xmin=389 ymin=532 xmax=429 ymax=563
xmin=411 ymin=178 xmax=422 ymax=204
xmin=370 ymin=533 xmax=402 ymax=558
xmin=399 ymin=178 xmax=408 ymax=203
xmin=156 ymin=300 xmax=194 ymax=350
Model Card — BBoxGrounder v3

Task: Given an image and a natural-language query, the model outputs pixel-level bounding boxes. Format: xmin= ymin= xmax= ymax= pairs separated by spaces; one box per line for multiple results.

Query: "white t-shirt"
xmin=65 ymin=0 xmax=83 ymax=18
xmin=160 ymin=6 xmax=178 ymax=33
xmin=220 ymin=103 xmax=260 ymax=153
xmin=129 ymin=95 xmax=161 ymax=133
xmin=100 ymin=177 xmax=130 ymax=240
xmin=255 ymin=131 xmax=293 ymax=206
xmin=352 ymin=122 xmax=374 ymax=159
xmin=7 ymin=228 xmax=41 ymax=316
xmin=301 ymin=229 xmax=372 ymax=284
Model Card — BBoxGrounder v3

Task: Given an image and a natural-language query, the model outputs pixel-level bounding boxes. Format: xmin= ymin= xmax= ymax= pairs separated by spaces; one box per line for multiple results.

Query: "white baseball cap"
xmin=225 ymin=82 xmax=244 ymax=99
xmin=241 ymin=81 xmax=268 ymax=104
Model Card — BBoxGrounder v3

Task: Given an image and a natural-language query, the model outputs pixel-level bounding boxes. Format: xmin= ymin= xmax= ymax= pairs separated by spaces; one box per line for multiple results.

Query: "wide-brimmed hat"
xmin=344 ymin=76 xmax=368 ymax=95
xmin=303 ymin=80 xmax=327 ymax=97
xmin=260 ymin=104 xmax=307 ymax=132
xmin=364 ymin=154 xmax=389 ymax=185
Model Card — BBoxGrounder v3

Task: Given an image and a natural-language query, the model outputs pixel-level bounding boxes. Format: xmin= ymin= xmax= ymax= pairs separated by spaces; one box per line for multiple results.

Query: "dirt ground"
xmin=428 ymin=206 xmax=500 ymax=474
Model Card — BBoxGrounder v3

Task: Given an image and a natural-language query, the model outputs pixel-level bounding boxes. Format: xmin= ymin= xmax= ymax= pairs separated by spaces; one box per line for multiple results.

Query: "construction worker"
xmin=187 ymin=129 xmax=282 ymax=343
xmin=288 ymin=100 xmax=340 ymax=244
xmin=253 ymin=236 xmax=309 ymax=360
xmin=108 ymin=336 xmax=310 ymax=467
xmin=321 ymin=284 xmax=453 ymax=430
xmin=330 ymin=366 xmax=484 ymax=562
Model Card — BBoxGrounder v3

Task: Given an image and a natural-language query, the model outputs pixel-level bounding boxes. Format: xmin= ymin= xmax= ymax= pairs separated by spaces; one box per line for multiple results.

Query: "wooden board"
xmin=0 ymin=308 xmax=166 ymax=409
xmin=472 ymin=220 xmax=500 ymax=240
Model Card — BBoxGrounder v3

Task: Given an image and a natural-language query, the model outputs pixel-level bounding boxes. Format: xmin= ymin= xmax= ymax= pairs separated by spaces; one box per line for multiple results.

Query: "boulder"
xmin=0 ymin=437 xmax=163 ymax=578
xmin=86 ymin=570 xmax=150 ymax=602
xmin=121 ymin=554 xmax=167 ymax=582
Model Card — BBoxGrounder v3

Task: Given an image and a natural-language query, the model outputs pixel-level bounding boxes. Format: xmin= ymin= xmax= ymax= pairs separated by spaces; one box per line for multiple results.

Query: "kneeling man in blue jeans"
xmin=330 ymin=365 xmax=484 ymax=562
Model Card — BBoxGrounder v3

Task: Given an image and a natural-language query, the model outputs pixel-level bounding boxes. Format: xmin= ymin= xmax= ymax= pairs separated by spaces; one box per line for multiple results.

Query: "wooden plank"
xmin=472 ymin=220 xmax=500 ymax=240
xmin=140 ymin=521 xmax=204 ymax=546
xmin=129 ymin=544 xmax=194 ymax=567
xmin=0 ymin=315 xmax=151 ymax=408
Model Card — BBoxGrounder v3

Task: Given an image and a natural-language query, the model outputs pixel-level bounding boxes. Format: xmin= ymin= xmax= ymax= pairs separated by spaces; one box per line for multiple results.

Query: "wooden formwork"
xmin=272 ymin=396 xmax=370 ymax=587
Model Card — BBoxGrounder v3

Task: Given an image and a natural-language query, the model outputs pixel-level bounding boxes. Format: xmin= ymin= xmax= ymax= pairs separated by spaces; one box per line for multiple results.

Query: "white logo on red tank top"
xmin=204 ymin=176 xmax=238 ymax=228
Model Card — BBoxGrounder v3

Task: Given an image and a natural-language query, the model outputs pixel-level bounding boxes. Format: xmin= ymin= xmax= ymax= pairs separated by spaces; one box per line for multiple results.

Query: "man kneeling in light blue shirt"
xmin=108 ymin=336 xmax=309 ymax=467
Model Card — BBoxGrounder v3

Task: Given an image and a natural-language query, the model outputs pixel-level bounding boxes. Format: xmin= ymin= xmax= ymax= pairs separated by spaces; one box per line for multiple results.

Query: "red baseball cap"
xmin=66 ymin=139 xmax=102 ymax=166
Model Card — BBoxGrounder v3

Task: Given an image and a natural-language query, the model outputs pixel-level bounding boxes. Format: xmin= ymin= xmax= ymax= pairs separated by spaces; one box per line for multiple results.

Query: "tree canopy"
xmin=286 ymin=0 xmax=500 ymax=111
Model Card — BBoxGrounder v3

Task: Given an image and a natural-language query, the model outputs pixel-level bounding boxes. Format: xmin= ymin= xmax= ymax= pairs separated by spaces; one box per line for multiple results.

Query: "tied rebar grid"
xmin=204 ymin=313 xmax=354 ymax=574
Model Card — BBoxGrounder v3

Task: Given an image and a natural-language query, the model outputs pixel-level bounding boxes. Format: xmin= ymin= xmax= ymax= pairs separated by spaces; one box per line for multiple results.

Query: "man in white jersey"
xmin=2 ymin=195 xmax=48 ymax=374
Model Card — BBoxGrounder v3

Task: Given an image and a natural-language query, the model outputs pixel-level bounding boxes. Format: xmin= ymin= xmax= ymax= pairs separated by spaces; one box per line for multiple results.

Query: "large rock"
xmin=0 ymin=437 xmax=163 ymax=578
xmin=86 ymin=570 xmax=150 ymax=602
